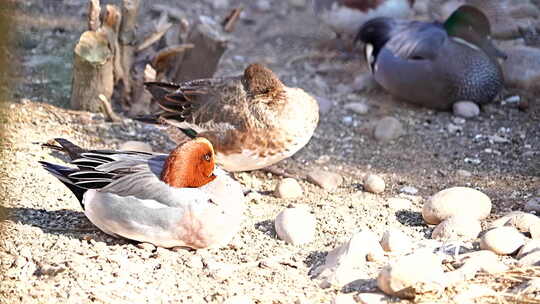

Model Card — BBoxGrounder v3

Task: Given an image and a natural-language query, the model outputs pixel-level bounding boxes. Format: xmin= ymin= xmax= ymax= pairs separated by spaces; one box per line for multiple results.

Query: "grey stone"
xmin=502 ymin=46 xmax=540 ymax=92
xmin=373 ymin=117 xmax=404 ymax=141
xmin=453 ymin=101 xmax=480 ymax=118
xmin=307 ymin=169 xmax=343 ymax=191
xmin=274 ymin=178 xmax=303 ymax=199
xmin=422 ymin=187 xmax=492 ymax=225
xmin=344 ymin=102 xmax=369 ymax=115
xmin=400 ymin=186 xmax=418 ymax=195
xmin=364 ymin=174 xmax=385 ymax=194
xmin=525 ymin=197 xmax=540 ymax=214
xmin=480 ymin=227 xmax=527 ymax=255
xmin=275 ymin=206 xmax=316 ymax=245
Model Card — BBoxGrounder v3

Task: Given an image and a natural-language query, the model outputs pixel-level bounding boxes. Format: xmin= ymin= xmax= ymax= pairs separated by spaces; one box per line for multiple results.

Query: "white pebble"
xmin=341 ymin=116 xmax=353 ymax=126
xmin=255 ymin=0 xmax=271 ymax=11
xmin=316 ymin=95 xmax=334 ymax=114
xmin=356 ymin=293 xmax=387 ymax=304
xmin=364 ymin=174 xmax=385 ymax=194
xmin=380 ymin=229 xmax=412 ymax=253
xmin=422 ymin=187 xmax=491 ymax=225
xmin=453 ymin=101 xmax=480 ymax=118
xmin=480 ymin=227 xmax=527 ymax=255
xmin=344 ymin=102 xmax=369 ymax=115
xmin=315 ymin=230 xmax=384 ymax=287
xmin=447 ymin=123 xmax=462 ymax=134
xmin=373 ymin=116 xmax=404 ymax=141
xmin=456 ymin=250 xmax=508 ymax=274
xmin=377 ymin=250 xmax=445 ymax=298
xmin=275 ymin=206 xmax=316 ymax=245
xmin=503 ymin=94 xmax=524 ymax=106
xmin=386 ymin=197 xmax=412 ymax=210
xmin=400 ymin=186 xmax=418 ymax=195
xmin=307 ymin=169 xmax=343 ymax=191
xmin=518 ymin=251 xmax=540 ymax=266
xmin=517 ymin=240 xmax=540 ymax=259
xmin=274 ymin=178 xmax=303 ymax=199
xmin=431 ymin=216 xmax=482 ymax=241
xmin=456 ymin=169 xmax=472 ymax=177
xmin=490 ymin=211 xmax=540 ymax=234
xmin=211 ymin=0 xmax=229 ymax=9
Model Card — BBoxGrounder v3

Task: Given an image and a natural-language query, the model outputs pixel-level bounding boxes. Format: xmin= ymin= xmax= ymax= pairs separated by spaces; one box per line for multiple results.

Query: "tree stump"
xmin=70 ymin=31 xmax=114 ymax=112
xmin=174 ymin=18 xmax=228 ymax=82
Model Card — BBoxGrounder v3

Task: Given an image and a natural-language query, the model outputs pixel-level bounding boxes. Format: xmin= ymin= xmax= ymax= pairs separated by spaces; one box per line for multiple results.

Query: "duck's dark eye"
xmin=203 ymin=153 xmax=211 ymax=162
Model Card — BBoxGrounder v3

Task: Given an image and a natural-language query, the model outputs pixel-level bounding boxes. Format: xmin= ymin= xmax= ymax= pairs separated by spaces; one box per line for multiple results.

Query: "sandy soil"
xmin=1 ymin=0 xmax=539 ymax=303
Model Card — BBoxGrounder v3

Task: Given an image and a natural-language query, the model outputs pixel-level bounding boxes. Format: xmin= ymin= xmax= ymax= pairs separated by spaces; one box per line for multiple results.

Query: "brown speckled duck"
xmin=144 ymin=63 xmax=319 ymax=172
xmin=356 ymin=5 xmax=507 ymax=110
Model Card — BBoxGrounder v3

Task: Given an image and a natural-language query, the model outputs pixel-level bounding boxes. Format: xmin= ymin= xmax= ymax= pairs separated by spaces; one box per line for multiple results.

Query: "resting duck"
xmin=144 ymin=63 xmax=319 ymax=172
xmin=40 ymin=138 xmax=245 ymax=249
xmin=312 ymin=0 xmax=415 ymax=37
xmin=356 ymin=5 xmax=506 ymax=110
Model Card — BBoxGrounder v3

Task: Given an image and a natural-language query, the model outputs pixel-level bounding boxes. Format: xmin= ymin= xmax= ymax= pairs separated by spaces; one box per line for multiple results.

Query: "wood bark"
xmin=119 ymin=0 xmax=140 ymax=98
xmin=70 ymin=30 xmax=113 ymax=113
xmin=100 ymin=4 xmax=123 ymax=85
xmin=87 ymin=0 xmax=101 ymax=31
xmin=173 ymin=19 xmax=228 ymax=82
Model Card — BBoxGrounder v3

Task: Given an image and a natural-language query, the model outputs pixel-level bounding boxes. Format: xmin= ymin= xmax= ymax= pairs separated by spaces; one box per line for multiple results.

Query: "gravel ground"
xmin=1 ymin=0 xmax=540 ymax=303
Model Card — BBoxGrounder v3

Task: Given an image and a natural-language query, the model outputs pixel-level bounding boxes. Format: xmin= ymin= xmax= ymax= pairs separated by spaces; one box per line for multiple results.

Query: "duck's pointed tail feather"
xmin=42 ymin=138 xmax=86 ymax=161
xmin=39 ymin=161 xmax=85 ymax=207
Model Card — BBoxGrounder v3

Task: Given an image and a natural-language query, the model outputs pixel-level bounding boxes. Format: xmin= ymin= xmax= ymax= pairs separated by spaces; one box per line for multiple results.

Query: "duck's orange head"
xmin=160 ymin=137 xmax=217 ymax=188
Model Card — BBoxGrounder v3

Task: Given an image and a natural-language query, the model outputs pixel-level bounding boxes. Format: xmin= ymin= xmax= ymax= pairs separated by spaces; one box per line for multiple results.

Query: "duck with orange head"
xmin=40 ymin=137 xmax=245 ymax=249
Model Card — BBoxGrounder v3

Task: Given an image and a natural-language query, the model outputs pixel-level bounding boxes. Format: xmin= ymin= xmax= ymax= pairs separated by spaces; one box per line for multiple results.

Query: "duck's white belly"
xmin=83 ymin=190 xmax=187 ymax=248
xmin=82 ymin=186 xmax=245 ymax=248
xmin=216 ymin=133 xmax=313 ymax=172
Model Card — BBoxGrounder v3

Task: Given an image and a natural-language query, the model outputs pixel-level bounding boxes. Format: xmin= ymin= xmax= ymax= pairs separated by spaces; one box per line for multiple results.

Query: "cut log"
xmin=88 ymin=0 xmax=101 ymax=31
xmin=70 ymin=31 xmax=113 ymax=113
xmin=119 ymin=0 xmax=140 ymax=98
xmin=173 ymin=17 xmax=228 ymax=82
xmin=127 ymin=64 xmax=156 ymax=117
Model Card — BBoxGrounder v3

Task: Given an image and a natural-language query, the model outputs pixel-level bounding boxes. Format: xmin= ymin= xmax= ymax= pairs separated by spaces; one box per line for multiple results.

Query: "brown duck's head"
xmin=160 ymin=137 xmax=217 ymax=188
xmin=243 ymin=63 xmax=284 ymax=96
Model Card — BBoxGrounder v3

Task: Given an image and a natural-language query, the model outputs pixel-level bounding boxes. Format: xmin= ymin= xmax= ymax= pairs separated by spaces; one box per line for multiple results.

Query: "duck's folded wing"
xmin=385 ymin=21 xmax=447 ymax=61
xmin=99 ymin=171 xmax=209 ymax=207
xmin=69 ymin=152 xmax=207 ymax=207
xmin=146 ymin=76 xmax=250 ymax=133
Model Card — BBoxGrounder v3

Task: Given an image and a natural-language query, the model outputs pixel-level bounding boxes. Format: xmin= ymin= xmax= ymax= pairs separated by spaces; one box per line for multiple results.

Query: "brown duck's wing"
xmin=145 ymin=76 xmax=251 ymax=133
